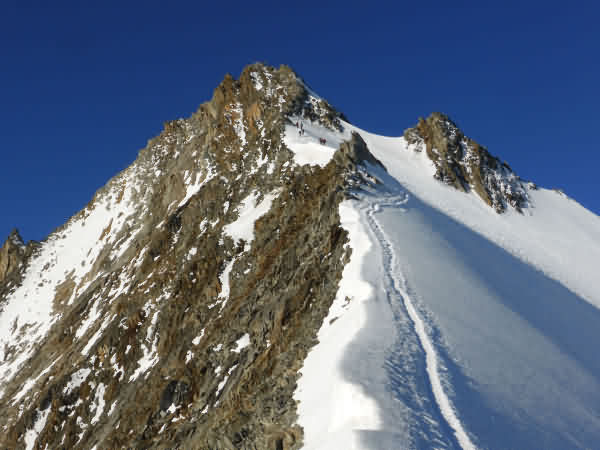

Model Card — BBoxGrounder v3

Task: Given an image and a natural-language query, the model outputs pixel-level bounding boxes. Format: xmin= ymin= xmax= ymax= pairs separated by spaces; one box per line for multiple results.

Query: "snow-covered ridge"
xmin=3 ymin=63 xmax=333 ymax=448
xmin=355 ymin=124 xmax=600 ymax=309
xmin=283 ymin=115 xmax=351 ymax=168
xmin=0 ymin=107 xmax=213 ymax=425
xmin=286 ymin=109 xmax=599 ymax=308
xmin=297 ymin=116 xmax=600 ymax=449
xmin=0 ymin=164 xmax=139 ymax=394
xmin=2 ymin=63 xmax=599 ymax=449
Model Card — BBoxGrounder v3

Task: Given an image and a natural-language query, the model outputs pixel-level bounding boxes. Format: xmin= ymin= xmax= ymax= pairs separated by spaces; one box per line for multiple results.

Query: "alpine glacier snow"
xmin=291 ymin=120 xmax=600 ymax=449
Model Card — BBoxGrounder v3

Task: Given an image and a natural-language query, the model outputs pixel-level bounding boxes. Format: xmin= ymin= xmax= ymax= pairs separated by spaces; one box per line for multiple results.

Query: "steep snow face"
xmin=0 ymin=163 xmax=142 ymax=397
xmin=295 ymin=201 xmax=385 ymax=449
xmin=352 ymin=123 xmax=600 ymax=310
xmin=297 ymin=120 xmax=600 ymax=449
xmin=0 ymin=104 xmax=215 ymax=443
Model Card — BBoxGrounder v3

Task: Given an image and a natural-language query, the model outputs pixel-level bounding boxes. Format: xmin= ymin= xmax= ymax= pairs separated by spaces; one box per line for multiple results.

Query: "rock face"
xmin=404 ymin=112 xmax=528 ymax=213
xmin=0 ymin=229 xmax=38 ymax=299
xmin=0 ymin=229 xmax=26 ymax=284
xmin=0 ymin=64 xmax=373 ymax=450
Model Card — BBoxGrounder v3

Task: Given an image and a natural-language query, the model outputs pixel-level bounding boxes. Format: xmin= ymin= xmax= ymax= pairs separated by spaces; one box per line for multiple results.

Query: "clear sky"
xmin=1 ymin=1 xmax=598 ymax=242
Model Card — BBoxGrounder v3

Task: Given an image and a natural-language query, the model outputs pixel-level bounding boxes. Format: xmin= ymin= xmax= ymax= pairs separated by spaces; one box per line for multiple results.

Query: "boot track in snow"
xmin=365 ymin=193 xmax=476 ymax=450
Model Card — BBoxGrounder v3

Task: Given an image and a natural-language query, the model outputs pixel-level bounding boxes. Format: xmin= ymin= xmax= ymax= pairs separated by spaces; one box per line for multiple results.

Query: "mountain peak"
xmin=0 ymin=62 xmax=365 ymax=449
xmin=404 ymin=112 xmax=528 ymax=213
xmin=0 ymin=229 xmax=27 ymax=286
xmin=2 ymin=65 xmax=599 ymax=449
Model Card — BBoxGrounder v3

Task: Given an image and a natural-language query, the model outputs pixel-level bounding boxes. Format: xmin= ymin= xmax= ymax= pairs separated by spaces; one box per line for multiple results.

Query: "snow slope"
xmin=293 ymin=121 xmax=600 ymax=449
xmin=283 ymin=115 xmax=351 ymax=168
xmin=0 ymin=164 xmax=141 ymax=398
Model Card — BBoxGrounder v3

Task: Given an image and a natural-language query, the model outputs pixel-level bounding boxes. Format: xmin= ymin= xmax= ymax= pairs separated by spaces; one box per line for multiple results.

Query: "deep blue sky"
xmin=1 ymin=1 xmax=598 ymax=242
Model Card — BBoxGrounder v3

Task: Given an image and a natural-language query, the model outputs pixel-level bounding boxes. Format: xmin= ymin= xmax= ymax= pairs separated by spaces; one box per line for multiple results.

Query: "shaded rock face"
xmin=0 ymin=229 xmax=26 ymax=283
xmin=0 ymin=230 xmax=38 ymax=300
xmin=0 ymin=64 xmax=363 ymax=450
xmin=404 ymin=112 xmax=528 ymax=213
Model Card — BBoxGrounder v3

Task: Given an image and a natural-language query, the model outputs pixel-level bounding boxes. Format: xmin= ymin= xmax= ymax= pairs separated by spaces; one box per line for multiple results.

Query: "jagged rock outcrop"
xmin=0 ymin=230 xmax=38 ymax=300
xmin=404 ymin=112 xmax=528 ymax=213
xmin=0 ymin=229 xmax=26 ymax=284
xmin=0 ymin=64 xmax=372 ymax=450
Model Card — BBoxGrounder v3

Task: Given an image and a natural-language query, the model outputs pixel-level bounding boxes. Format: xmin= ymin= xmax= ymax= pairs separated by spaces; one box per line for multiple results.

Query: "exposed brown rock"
xmin=404 ymin=112 xmax=528 ymax=213
xmin=2 ymin=64 xmax=533 ymax=450
xmin=0 ymin=63 xmax=372 ymax=450
xmin=0 ymin=229 xmax=39 ymax=300
xmin=0 ymin=229 xmax=26 ymax=284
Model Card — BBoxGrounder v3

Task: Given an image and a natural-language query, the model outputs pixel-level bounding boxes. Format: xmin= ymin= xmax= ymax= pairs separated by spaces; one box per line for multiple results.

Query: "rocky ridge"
xmin=404 ymin=112 xmax=529 ymax=213
xmin=0 ymin=230 xmax=26 ymax=285
xmin=1 ymin=64 xmax=529 ymax=449
xmin=0 ymin=64 xmax=376 ymax=450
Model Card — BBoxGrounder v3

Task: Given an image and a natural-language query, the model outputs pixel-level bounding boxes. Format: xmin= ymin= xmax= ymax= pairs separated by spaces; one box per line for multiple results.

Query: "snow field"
xmin=349 ymin=122 xmax=600 ymax=309
xmin=296 ymin=116 xmax=600 ymax=449
xmin=366 ymin=197 xmax=475 ymax=450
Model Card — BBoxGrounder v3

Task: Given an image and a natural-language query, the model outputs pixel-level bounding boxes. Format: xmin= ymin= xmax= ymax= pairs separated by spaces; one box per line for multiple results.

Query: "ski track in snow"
xmin=365 ymin=193 xmax=476 ymax=450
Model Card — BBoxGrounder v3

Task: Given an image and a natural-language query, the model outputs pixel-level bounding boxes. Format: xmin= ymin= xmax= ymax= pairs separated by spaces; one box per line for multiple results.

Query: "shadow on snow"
xmin=344 ymin=168 xmax=600 ymax=449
